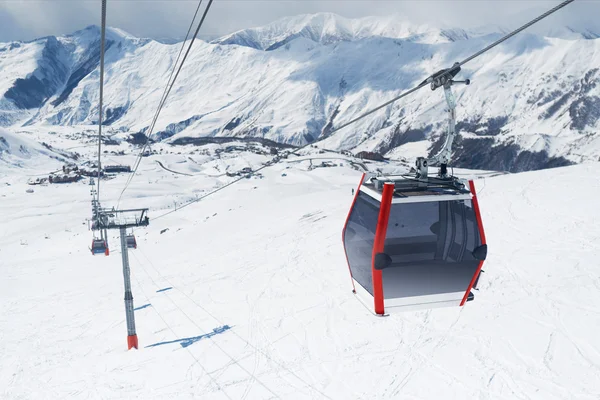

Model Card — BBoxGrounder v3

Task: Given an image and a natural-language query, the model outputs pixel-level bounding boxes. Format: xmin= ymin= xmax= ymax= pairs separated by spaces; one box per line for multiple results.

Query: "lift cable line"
xmin=154 ymin=0 xmax=204 ymax=128
xmin=149 ymin=0 xmax=575 ymax=222
xmin=134 ymin=247 xmax=330 ymax=399
xmin=89 ymin=0 xmax=109 ymax=256
xmin=127 ymin=252 xmax=235 ymax=400
xmin=88 ymin=0 xmax=215 ymax=351
xmin=153 ymin=163 xmax=272 ymax=221
xmin=96 ymin=0 xmax=107 ymax=202
xmin=119 ymin=0 xmax=204 ymax=201
xmin=131 ymin=250 xmax=282 ymax=400
xmin=323 ymin=0 xmax=576 ymax=138
xmin=118 ymin=0 xmax=214 ymax=206
xmin=88 ymin=0 xmax=154 ymax=351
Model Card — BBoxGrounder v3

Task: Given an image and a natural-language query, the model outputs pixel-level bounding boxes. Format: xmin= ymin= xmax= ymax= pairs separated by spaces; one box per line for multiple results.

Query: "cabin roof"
xmin=361 ymin=175 xmax=471 ymax=203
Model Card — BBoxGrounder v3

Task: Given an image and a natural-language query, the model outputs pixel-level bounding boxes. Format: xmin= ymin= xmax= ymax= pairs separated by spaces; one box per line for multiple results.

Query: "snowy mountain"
xmin=212 ymin=13 xmax=469 ymax=50
xmin=1 ymin=14 xmax=600 ymax=172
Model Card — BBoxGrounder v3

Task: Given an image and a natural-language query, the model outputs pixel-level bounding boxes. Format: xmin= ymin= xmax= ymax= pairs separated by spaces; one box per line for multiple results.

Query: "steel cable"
xmin=118 ymin=0 xmax=214 ymax=206
xmin=96 ymin=0 xmax=107 ymax=202
xmin=322 ymin=0 xmax=576 ymax=138
xmin=141 ymin=0 xmax=575 ymax=220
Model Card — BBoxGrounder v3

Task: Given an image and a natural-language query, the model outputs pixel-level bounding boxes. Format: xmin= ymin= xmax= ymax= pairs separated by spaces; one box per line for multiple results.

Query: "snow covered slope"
xmin=0 ymin=127 xmax=76 ymax=176
xmin=1 ymin=139 xmax=599 ymax=399
xmin=1 ymin=14 xmax=600 ymax=172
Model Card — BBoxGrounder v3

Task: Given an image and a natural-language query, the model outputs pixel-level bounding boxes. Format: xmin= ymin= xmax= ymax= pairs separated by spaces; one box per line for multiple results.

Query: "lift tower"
xmin=92 ymin=208 xmax=149 ymax=349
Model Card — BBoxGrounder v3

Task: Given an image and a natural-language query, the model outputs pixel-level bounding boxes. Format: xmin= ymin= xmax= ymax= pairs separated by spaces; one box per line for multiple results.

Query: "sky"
xmin=0 ymin=0 xmax=599 ymax=43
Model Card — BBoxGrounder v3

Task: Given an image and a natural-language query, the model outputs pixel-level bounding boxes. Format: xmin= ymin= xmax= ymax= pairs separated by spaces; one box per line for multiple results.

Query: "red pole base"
xmin=127 ymin=335 xmax=138 ymax=350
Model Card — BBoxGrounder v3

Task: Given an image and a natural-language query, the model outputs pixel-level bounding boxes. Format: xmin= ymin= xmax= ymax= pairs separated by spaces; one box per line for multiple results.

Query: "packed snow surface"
xmin=1 ymin=133 xmax=599 ymax=399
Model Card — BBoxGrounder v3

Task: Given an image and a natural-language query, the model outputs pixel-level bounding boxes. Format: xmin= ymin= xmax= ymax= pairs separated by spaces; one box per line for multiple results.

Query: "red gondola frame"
xmin=343 ymin=174 xmax=487 ymax=315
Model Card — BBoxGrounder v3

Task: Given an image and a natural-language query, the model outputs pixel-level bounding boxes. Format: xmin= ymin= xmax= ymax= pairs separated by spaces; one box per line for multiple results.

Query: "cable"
xmin=96 ymin=0 xmax=107 ymax=202
xmin=119 ymin=0 xmax=204 ymax=198
xmin=326 ymin=83 xmax=428 ymax=138
xmin=458 ymin=0 xmax=575 ymax=67
xmin=150 ymin=142 xmax=343 ymax=221
xmin=145 ymin=0 xmax=574 ymax=222
xmin=157 ymin=0 xmax=204 ymax=128
xmin=153 ymin=162 xmax=271 ymax=221
xmin=321 ymin=0 xmax=576 ymax=139
xmin=118 ymin=0 xmax=206 ymax=204
xmin=128 ymin=252 xmax=234 ymax=399
xmin=135 ymin=248 xmax=330 ymax=399
xmin=477 ymin=177 xmax=487 ymax=195
xmin=117 ymin=0 xmax=214 ymax=206
xmin=131 ymin=250 xmax=282 ymax=399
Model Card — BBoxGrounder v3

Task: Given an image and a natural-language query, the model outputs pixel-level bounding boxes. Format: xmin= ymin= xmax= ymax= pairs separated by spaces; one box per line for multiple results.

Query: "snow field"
xmin=1 ymin=143 xmax=599 ymax=399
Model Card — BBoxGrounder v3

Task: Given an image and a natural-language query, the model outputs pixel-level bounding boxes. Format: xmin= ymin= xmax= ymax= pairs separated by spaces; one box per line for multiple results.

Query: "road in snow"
xmin=1 ymin=142 xmax=600 ymax=399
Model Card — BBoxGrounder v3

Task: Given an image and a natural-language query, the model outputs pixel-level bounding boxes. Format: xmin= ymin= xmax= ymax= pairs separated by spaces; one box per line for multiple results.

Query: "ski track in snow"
xmin=1 ymin=134 xmax=600 ymax=399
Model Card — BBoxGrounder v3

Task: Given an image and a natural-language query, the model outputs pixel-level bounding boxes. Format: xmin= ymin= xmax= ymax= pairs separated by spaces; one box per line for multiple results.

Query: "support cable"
xmin=128 ymin=252 xmax=234 ymax=399
xmin=458 ymin=0 xmax=575 ymax=67
xmin=119 ymin=0 xmax=204 ymax=198
xmin=153 ymin=163 xmax=271 ymax=221
xmin=146 ymin=0 xmax=576 ymax=221
xmin=135 ymin=248 xmax=329 ymax=399
xmin=96 ymin=0 xmax=107 ymax=202
xmin=118 ymin=0 xmax=214 ymax=206
xmin=131 ymin=250 xmax=281 ymax=399
xmin=322 ymin=0 xmax=576 ymax=138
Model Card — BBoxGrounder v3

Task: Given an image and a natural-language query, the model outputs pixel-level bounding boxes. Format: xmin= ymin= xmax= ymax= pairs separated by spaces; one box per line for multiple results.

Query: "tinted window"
xmin=343 ymin=192 xmax=379 ymax=295
xmin=385 ymin=201 xmax=439 ymax=262
xmin=384 ymin=200 xmax=481 ymax=264
xmin=381 ymin=199 xmax=484 ymax=299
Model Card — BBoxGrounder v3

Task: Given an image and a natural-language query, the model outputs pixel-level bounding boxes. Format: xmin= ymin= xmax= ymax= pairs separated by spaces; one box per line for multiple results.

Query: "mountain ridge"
xmin=1 ymin=13 xmax=599 ymax=172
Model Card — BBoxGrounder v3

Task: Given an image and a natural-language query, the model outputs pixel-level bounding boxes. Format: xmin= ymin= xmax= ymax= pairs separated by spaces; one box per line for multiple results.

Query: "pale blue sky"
xmin=0 ymin=0 xmax=598 ymax=42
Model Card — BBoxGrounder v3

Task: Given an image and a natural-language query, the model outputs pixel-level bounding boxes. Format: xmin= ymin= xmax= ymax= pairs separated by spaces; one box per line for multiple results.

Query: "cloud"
xmin=0 ymin=0 xmax=598 ymax=42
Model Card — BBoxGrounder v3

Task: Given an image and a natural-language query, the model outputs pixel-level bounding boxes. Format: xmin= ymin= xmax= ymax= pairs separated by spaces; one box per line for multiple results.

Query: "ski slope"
xmin=1 ymin=146 xmax=600 ymax=399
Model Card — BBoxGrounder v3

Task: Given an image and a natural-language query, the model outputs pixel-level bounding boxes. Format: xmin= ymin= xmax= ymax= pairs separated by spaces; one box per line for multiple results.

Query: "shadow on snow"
xmin=145 ymin=325 xmax=232 ymax=349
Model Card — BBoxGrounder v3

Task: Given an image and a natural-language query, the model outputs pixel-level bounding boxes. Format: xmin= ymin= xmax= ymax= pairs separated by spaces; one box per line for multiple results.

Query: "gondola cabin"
xmin=342 ymin=173 xmax=487 ymax=314
xmin=126 ymin=234 xmax=137 ymax=249
xmin=91 ymin=239 xmax=109 ymax=256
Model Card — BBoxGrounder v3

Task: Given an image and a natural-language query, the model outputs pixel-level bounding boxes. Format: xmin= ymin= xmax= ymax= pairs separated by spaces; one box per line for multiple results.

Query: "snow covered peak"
xmin=67 ymin=25 xmax=133 ymax=40
xmin=213 ymin=12 xmax=349 ymax=50
xmin=62 ymin=25 xmax=150 ymax=47
xmin=212 ymin=12 xmax=461 ymax=50
xmin=542 ymin=25 xmax=600 ymax=40
xmin=0 ymin=25 xmax=145 ymax=50
xmin=213 ymin=13 xmax=599 ymax=51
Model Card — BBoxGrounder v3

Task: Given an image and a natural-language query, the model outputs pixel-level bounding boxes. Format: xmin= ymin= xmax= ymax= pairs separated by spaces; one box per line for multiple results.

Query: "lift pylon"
xmin=92 ymin=207 xmax=149 ymax=350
